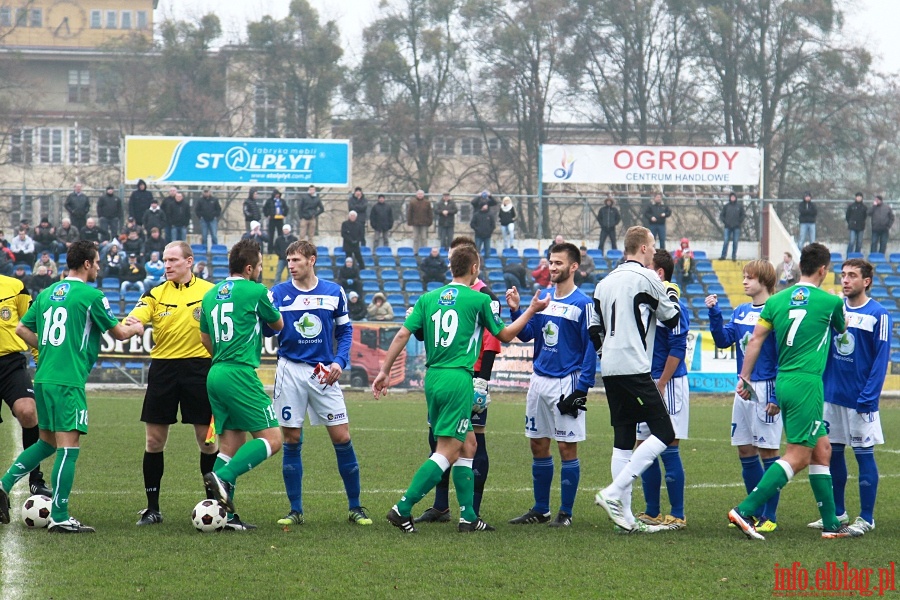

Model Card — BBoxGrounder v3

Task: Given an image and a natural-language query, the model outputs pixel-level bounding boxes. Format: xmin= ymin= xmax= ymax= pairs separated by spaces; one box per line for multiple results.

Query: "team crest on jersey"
xmin=216 ymin=281 xmax=234 ymax=300
xmin=438 ymin=288 xmax=458 ymax=306
xmin=833 ymin=330 xmax=855 ymax=356
xmin=294 ymin=312 xmax=323 ymax=338
xmin=740 ymin=331 xmax=751 ymax=354
xmin=542 ymin=321 xmax=559 ymax=347
xmin=790 ymin=287 xmax=809 ymax=306
xmin=192 ymin=306 xmax=203 ymax=321
xmin=51 ymin=282 xmax=70 ymax=302
xmin=0 ymin=307 xmax=10 ymax=321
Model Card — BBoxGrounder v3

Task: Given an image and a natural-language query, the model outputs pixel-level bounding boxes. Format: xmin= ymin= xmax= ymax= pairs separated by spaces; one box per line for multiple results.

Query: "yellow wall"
xmin=1 ymin=0 xmax=154 ymax=48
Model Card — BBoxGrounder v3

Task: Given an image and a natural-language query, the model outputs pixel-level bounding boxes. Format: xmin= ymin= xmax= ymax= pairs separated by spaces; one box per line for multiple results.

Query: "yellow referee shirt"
xmin=0 ymin=275 xmax=31 ymax=356
xmin=129 ymin=275 xmax=215 ymax=360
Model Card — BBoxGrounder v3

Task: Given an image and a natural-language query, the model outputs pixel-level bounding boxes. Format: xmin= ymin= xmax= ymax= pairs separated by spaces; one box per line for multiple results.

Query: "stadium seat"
xmin=317 ymin=245 xmax=330 ymax=257
xmin=606 ymin=249 xmax=623 ymax=261
xmin=211 ymin=255 xmax=228 ymax=267
xmin=362 ymin=281 xmax=380 ymax=292
xmin=417 ymin=247 xmax=431 ymax=257
xmin=593 ymin=258 xmax=608 ymax=270
xmin=830 ymin=252 xmax=843 ymax=263
xmin=491 ymin=283 xmax=506 ymax=294
xmin=696 ymin=261 xmax=714 ymax=273
xmin=360 ymin=246 xmax=373 ymax=256
xmin=397 ymin=247 xmax=415 ymax=257
xmin=381 ymin=269 xmax=399 ymax=281
xmin=190 ymin=244 xmax=206 ymax=255
xmin=212 ymin=267 xmax=229 ymax=279
xmin=884 ymin=276 xmax=900 ymax=288
xmin=889 ymin=253 xmax=900 ymax=264
xmin=693 ymin=250 xmax=707 ymax=259
xmin=210 ymin=244 xmax=228 ymax=255
xmin=690 ymin=297 xmax=707 ymax=309
xmin=502 ymin=248 xmax=520 ymax=259
xmin=101 ymin=277 xmax=120 ymax=290
xmin=579 ymin=283 xmax=595 ymax=294
xmin=405 ymin=281 xmax=424 ymax=293
xmin=707 ymin=284 xmax=726 ymax=295
xmin=124 ymin=291 xmax=143 ymax=303
xmin=399 ymin=257 xmax=418 ymax=268
xmin=501 ymin=307 xmax=511 ymax=320
xmin=869 ymin=253 xmax=887 ymax=264
xmin=376 ymin=256 xmax=398 ymax=267
xmin=526 ymin=258 xmax=540 ymax=269
xmin=487 ymin=271 xmax=504 ymax=282
xmin=506 ymin=257 xmax=522 ymax=265
xmin=318 ymin=268 xmax=334 ymax=279
xmin=685 ymin=283 xmax=704 ymax=296
xmin=375 ymin=246 xmax=393 ymax=257
xmin=485 ymin=258 xmax=502 ymax=270
xmin=426 ymin=282 xmax=443 ymax=291
xmin=720 ymin=309 xmax=733 ymax=322
xmin=386 ymin=293 xmax=404 ymax=305
xmin=847 ymin=252 xmax=863 ymax=259
xmin=402 ymin=270 xmax=420 ymax=280
xmin=105 ymin=291 xmax=121 ymax=303
xmin=123 ymin=303 xmax=137 ymax=313
xmin=586 ymin=249 xmax=603 ymax=260
xmin=870 ymin=288 xmax=889 ymax=300
xmin=407 ymin=295 xmax=420 ymax=306
xmin=383 ymin=281 xmax=402 ymax=293
xmin=364 ymin=294 xmax=373 ymax=304
xmin=523 ymin=248 xmax=540 ymax=258
xmin=359 ymin=269 xmax=378 ymax=280
xmin=333 ymin=248 xmax=346 ymax=260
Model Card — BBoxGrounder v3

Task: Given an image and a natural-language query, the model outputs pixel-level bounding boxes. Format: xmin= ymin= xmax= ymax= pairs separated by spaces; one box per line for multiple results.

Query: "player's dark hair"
xmin=229 ymin=239 xmax=261 ymax=275
xmin=449 ymin=245 xmax=479 ymax=277
xmin=842 ymin=258 xmax=874 ymax=291
xmin=286 ymin=240 xmax=317 ymax=259
xmin=550 ymin=242 xmax=580 ymax=266
xmin=744 ymin=259 xmax=776 ymax=295
xmin=67 ymin=240 xmax=98 ymax=270
xmin=449 ymin=235 xmax=476 ymax=250
xmin=799 ymin=242 xmax=831 ymax=276
xmin=623 ymin=226 xmax=651 ymax=255
xmin=652 ymin=249 xmax=674 ymax=282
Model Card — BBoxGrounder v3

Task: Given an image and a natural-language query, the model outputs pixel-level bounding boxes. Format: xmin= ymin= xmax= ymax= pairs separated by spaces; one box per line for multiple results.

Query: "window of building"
xmin=378 ymin=138 xmax=394 ymax=154
xmin=460 ymin=137 xmax=483 ymax=156
xmin=90 ymin=10 xmax=101 ymax=28
xmin=0 ymin=7 xmax=10 ymax=27
xmin=68 ymin=69 xmax=90 ymax=103
xmin=120 ymin=10 xmax=131 ymax=29
xmin=487 ymin=137 xmax=508 ymax=152
xmin=9 ymin=128 xmax=33 ymax=164
xmin=68 ymin=129 xmax=91 ymax=164
xmin=105 ymin=10 xmax=116 ymax=28
xmin=432 ymin=137 xmax=455 ymax=155
xmin=29 ymin=8 xmax=41 ymax=27
xmin=14 ymin=7 xmax=26 ymax=26
xmin=253 ymin=84 xmax=278 ymax=138
xmin=136 ymin=11 xmax=147 ymax=29
xmin=97 ymin=130 xmax=120 ymax=164
xmin=39 ymin=128 xmax=63 ymax=164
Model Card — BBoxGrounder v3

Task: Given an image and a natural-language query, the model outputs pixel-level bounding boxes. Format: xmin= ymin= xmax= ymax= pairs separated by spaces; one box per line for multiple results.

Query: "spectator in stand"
xmin=532 ymin=257 xmax=551 ymax=290
xmin=10 ymin=229 xmax=35 ymax=266
xmin=272 ymin=224 xmax=298 ymax=283
xmin=336 ymin=256 xmax=363 ymax=297
xmin=56 ymin=217 xmax=79 ymax=252
xmin=471 ymin=189 xmax=497 ymax=212
xmin=80 ymin=217 xmax=107 ymax=252
xmin=596 ymin=195 xmax=621 ymax=252
xmin=545 ymin=235 xmax=566 ymax=259
xmin=499 ymin=196 xmax=516 ymax=250
xmin=241 ymin=220 xmax=268 ymax=253
xmin=103 ymin=242 xmax=125 ymax=279
xmin=348 ymin=187 xmax=369 ymax=246
xmin=32 ymin=215 xmax=59 ymax=256
xmin=195 ymin=187 xmax=221 ymax=249
xmin=367 ymin=292 xmax=394 ymax=321
xmin=407 ymin=190 xmax=433 ymax=252
xmin=193 ymin=260 xmax=210 ymax=281
xmin=122 ymin=216 xmax=144 ymax=241
xmin=370 ymin=194 xmax=394 ymax=248
xmin=144 ymin=251 xmax=165 ymax=289
xmin=143 ymin=227 xmax=166 ymax=260
xmin=30 ymin=265 xmax=54 ymax=297
xmin=129 ymin=179 xmax=154 ymax=226
xmin=263 ymin=189 xmax=289 ymax=247
xmin=142 ymin=199 xmax=168 ymax=237
xmin=776 ymin=251 xmax=801 ymax=291
xmin=122 ymin=229 xmax=144 ymax=261
xmin=298 ymin=184 xmax=325 ymax=242
xmin=347 ymin=291 xmax=367 ymax=321
xmin=33 ymin=250 xmax=57 ymax=278
xmin=341 ymin=210 xmax=366 ymax=268
xmin=420 ymin=247 xmax=447 ymax=287
xmin=845 ymin=192 xmax=867 ymax=256
xmin=64 ymin=182 xmax=90 ymax=232
xmin=674 ymin=237 xmax=696 ymax=290
xmin=435 ymin=192 xmax=457 ymax=249
xmin=574 ymin=245 xmax=595 ymax=287
xmin=163 ymin=191 xmax=190 ymax=241
xmin=470 ymin=203 xmax=495 ymax=258
xmin=120 ymin=253 xmax=146 ymax=295
xmin=97 ymin=185 xmax=123 ymax=243
xmin=0 ymin=239 xmax=13 ymax=276
xmin=720 ymin=192 xmax=745 ymax=261
xmin=243 ymin=188 xmax=263 ymax=233
xmin=503 ymin=260 xmax=528 ymax=290
xmin=12 ymin=264 xmax=30 ymax=287
xmin=644 ymin=192 xmax=672 ymax=250
xmin=869 ymin=194 xmax=894 ymax=255
xmin=798 ymin=191 xmax=817 ymax=247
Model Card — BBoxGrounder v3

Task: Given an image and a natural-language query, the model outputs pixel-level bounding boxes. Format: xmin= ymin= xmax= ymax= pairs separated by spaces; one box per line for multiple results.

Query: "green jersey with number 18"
xmin=758 ymin=284 xmax=845 ymax=375
xmin=20 ymin=278 xmax=120 ymax=387
xmin=200 ymin=277 xmax=281 ymax=368
xmin=404 ymin=283 xmax=506 ymax=370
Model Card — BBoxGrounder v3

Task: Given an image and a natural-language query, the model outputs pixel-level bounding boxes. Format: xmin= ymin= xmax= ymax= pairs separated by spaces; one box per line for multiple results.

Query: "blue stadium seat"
xmin=212 ymin=267 xmax=229 ymax=279
xmin=426 ymin=282 xmax=443 ymax=291
xmin=360 ymin=246 xmax=373 ymax=256
xmin=124 ymin=291 xmax=143 ymax=303
xmin=695 ymin=261 xmax=714 ymax=273
xmin=501 ymin=307 xmax=511 ymax=320
xmin=402 ymin=270 xmax=420 ymax=280
xmin=869 ymin=253 xmax=887 ymax=264
xmin=364 ymin=294 xmax=373 ymax=304
xmin=407 ymin=295 xmax=420 ymax=306
xmin=506 ymin=257 xmax=522 ymax=265
xmin=693 ymin=250 xmax=707 ymax=259
xmin=375 ymin=246 xmax=393 ymax=257
xmin=190 ymin=244 xmax=206 ymax=255
xmin=333 ymin=248 xmax=346 ymax=259
xmin=383 ymin=281 xmax=402 ymax=293
xmin=579 ymin=283 xmax=595 ymax=294
xmin=491 ymin=283 xmax=506 ymax=294
xmin=593 ymin=258 xmax=608 ymax=270
xmin=885 ymin=276 xmax=900 ymax=288
xmin=870 ymin=288 xmax=889 ymax=300
xmin=399 ymin=257 xmax=418 ymax=268
xmin=523 ymin=248 xmax=540 ymax=258
xmin=100 ymin=361 xmax=120 ymax=369
xmin=105 ymin=291 xmax=121 ymax=303
xmin=685 ymin=284 xmax=704 ymax=296
xmin=316 ymin=245 xmax=330 ymax=257
xmin=830 ymin=252 xmax=843 ymax=263
xmin=362 ymin=281 xmax=380 ymax=292
xmin=502 ymin=248 xmax=520 ymax=259
xmin=381 ymin=269 xmax=399 ymax=281
xmin=891 ymin=352 xmax=900 ymax=363
xmin=376 ymin=256 xmax=398 ymax=267
xmin=405 ymin=281 xmax=424 ymax=293
xmin=485 ymin=258 xmax=502 ymax=270
xmin=606 ymin=249 xmax=623 ymax=261
xmin=212 ymin=255 xmax=228 ymax=267
xmin=720 ymin=309 xmax=733 ymax=322
xmin=417 ymin=247 xmax=431 ymax=257
xmin=386 ymin=293 xmax=404 ymax=305
xmin=487 ymin=271 xmax=504 ymax=282
xmin=439 ymin=248 xmax=449 ymax=258
xmin=101 ymin=277 xmax=120 ymax=290
xmin=847 ymin=252 xmax=863 ymax=259
xmin=210 ymin=244 xmax=228 ymax=255
xmin=586 ymin=249 xmax=603 ymax=260
xmin=707 ymin=284 xmax=726 ymax=295
xmin=397 ymin=247 xmax=415 ymax=257
xmin=690 ymin=297 xmax=707 ymax=309
xmin=318 ymin=268 xmax=334 ymax=279
xmin=889 ymin=253 xmax=900 ymax=264
xmin=359 ymin=269 xmax=377 ymax=280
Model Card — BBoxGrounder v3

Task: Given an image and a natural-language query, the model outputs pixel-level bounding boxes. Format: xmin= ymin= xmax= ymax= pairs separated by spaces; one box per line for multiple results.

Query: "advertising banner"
xmin=541 ymin=144 xmax=761 ymax=186
xmin=124 ymin=136 xmax=351 ymax=186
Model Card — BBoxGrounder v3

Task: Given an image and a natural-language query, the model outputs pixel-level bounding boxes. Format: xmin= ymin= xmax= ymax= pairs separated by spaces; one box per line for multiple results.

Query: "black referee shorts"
xmin=0 ymin=352 xmax=35 ymax=424
xmin=602 ymin=373 xmax=668 ymax=427
xmin=140 ymin=358 xmax=212 ymax=425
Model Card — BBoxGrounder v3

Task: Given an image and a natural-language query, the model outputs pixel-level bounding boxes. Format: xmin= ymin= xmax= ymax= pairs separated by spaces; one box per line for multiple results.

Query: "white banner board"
xmin=541 ymin=145 xmax=761 ymax=186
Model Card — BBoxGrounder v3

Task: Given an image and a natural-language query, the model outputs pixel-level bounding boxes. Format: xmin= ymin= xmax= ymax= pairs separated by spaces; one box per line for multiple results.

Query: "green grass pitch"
xmin=1 ymin=391 xmax=898 ymax=599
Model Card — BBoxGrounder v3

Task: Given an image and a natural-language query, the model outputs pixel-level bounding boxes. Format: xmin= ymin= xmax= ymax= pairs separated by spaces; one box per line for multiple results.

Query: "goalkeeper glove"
xmin=472 ymin=377 xmax=491 ymax=414
xmin=665 ymin=281 xmax=681 ymax=303
xmin=557 ymin=389 xmax=588 ymax=418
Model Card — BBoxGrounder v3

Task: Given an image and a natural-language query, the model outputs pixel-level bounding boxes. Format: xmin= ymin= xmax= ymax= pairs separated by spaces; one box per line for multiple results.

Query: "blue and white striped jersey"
xmin=651 ymin=297 xmax=689 ymax=380
xmin=708 ymin=302 xmax=779 ymax=382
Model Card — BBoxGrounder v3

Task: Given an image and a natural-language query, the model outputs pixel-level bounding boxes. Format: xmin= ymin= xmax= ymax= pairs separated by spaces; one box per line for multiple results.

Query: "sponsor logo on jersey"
xmin=833 ymin=330 xmax=855 ymax=356
xmin=0 ymin=307 xmax=10 ymax=321
xmin=216 ymin=281 xmax=234 ymax=300
xmin=294 ymin=312 xmax=323 ymax=338
xmin=326 ymin=412 xmax=346 ymax=421
xmin=51 ymin=282 xmax=70 ymax=301
xmin=542 ymin=321 xmax=559 ymax=346
xmin=438 ymin=287 xmax=458 ymax=306
xmin=740 ymin=331 xmax=751 ymax=354
xmin=192 ymin=306 xmax=203 ymax=321
xmin=790 ymin=287 xmax=809 ymax=306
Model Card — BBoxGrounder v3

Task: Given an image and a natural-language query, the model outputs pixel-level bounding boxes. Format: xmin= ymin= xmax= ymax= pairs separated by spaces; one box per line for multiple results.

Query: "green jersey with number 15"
xmin=200 ymin=277 xmax=281 ymax=368
xmin=404 ymin=283 xmax=506 ymax=370
xmin=21 ymin=278 xmax=120 ymax=387
xmin=759 ymin=284 xmax=845 ymax=375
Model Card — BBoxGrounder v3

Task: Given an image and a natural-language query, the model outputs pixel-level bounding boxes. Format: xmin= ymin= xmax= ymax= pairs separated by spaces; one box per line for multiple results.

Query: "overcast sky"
xmin=156 ymin=0 xmax=900 ymax=75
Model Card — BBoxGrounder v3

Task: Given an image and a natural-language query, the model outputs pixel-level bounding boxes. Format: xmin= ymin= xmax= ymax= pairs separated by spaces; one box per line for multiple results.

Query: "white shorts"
xmin=824 ymin=403 xmax=884 ymax=448
xmin=273 ymin=358 xmax=348 ymax=428
xmin=730 ymin=379 xmax=782 ymax=450
xmin=637 ymin=376 xmax=689 ymax=440
xmin=524 ymin=372 xmax=586 ymax=443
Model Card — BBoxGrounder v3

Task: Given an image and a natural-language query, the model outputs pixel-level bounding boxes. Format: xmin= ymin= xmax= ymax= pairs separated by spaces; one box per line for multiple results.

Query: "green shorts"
xmin=35 ymin=383 xmax=88 ymax=434
xmin=424 ymin=367 xmax=473 ymax=442
xmin=775 ymin=372 xmax=826 ymax=448
xmin=207 ymin=363 xmax=278 ymax=434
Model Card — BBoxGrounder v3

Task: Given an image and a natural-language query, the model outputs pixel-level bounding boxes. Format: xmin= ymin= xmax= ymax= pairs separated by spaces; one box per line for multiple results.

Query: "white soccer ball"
xmin=21 ymin=494 xmax=52 ymax=528
xmin=191 ymin=499 xmax=226 ymax=532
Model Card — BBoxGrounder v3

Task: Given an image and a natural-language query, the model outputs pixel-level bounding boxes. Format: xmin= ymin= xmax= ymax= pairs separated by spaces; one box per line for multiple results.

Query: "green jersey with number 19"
xmin=200 ymin=277 xmax=281 ymax=368
xmin=404 ymin=282 xmax=506 ymax=370
xmin=20 ymin=278 xmax=120 ymax=387
xmin=758 ymin=284 xmax=845 ymax=375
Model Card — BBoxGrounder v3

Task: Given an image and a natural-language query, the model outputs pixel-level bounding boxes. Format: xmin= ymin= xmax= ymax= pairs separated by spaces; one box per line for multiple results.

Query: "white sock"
xmin=453 ymin=457 xmax=473 ymax=469
xmin=430 ymin=453 xmax=451 ymax=472
xmin=608 ymin=448 xmax=635 ymax=526
xmin=608 ymin=436 xmax=667 ymax=494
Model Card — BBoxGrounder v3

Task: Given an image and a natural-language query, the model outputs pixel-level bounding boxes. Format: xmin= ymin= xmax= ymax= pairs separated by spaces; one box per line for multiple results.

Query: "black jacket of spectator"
xmin=435 ymin=198 xmax=457 ymax=228
xmin=64 ymin=192 xmax=90 ymax=220
xmin=143 ymin=234 xmax=167 ymax=258
xmin=56 ymin=224 xmax=79 ymax=247
xmin=846 ymin=200 xmax=868 ymax=231
xmin=30 ymin=272 xmax=54 ymax=295
xmin=81 ymin=224 xmax=106 ymax=245
xmin=341 ymin=219 xmax=365 ymax=249
xmin=33 ymin=222 xmax=56 ymax=248
xmin=122 ymin=260 xmax=146 ymax=283
xmin=347 ymin=296 xmax=368 ymax=321
xmin=272 ymin=233 xmax=298 ymax=259
xmin=470 ymin=210 xmax=495 ymax=238
xmin=643 ymin=201 xmax=671 ymax=226
xmin=420 ymin=255 xmax=447 ymax=284
xmin=163 ymin=197 xmax=191 ymax=227
xmin=348 ymin=192 xmax=368 ymax=221
xmin=503 ymin=261 xmax=528 ymax=288
xmin=369 ymin=201 xmax=394 ymax=232
xmin=471 ymin=193 xmax=497 ymax=211
xmin=337 ymin=263 xmax=362 ymax=296
xmin=129 ymin=180 xmax=154 ymax=225
xmin=142 ymin=207 xmax=168 ymax=234
xmin=298 ymin=193 xmax=325 ymax=220
xmin=97 ymin=192 xmax=123 ymax=219
xmin=720 ymin=199 xmax=745 ymax=229
xmin=263 ymin=194 xmax=289 ymax=220
xmin=243 ymin=195 xmax=262 ymax=222
xmin=123 ymin=236 xmax=144 ymax=260
xmin=798 ymin=199 xmax=817 ymax=223
xmin=195 ymin=194 xmax=222 ymax=221
xmin=597 ymin=202 xmax=621 ymax=229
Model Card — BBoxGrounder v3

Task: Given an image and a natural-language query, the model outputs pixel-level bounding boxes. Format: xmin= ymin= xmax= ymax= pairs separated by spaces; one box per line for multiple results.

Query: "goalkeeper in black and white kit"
xmin=591 ymin=226 xmax=682 ymax=533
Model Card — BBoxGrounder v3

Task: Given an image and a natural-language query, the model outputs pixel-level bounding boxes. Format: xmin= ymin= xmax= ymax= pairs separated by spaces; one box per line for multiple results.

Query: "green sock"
xmin=396 ymin=459 xmax=446 ymax=517
xmin=217 ymin=439 xmax=270 ymax=484
xmin=810 ymin=473 xmax=840 ymax=530
xmin=50 ymin=447 xmax=80 ymax=522
xmin=452 ymin=464 xmax=477 ymax=522
xmin=1 ymin=439 xmax=55 ymax=493
xmin=737 ymin=460 xmax=789 ymax=517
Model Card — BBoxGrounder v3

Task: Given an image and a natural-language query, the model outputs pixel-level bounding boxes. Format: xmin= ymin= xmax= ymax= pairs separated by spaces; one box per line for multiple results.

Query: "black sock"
xmin=473 ymin=433 xmax=489 ymax=516
xmin=200 ymin=451 xmax=218 ymax=475
xmin=22 ymin=426 xmax=43 ymax=482
xmin=143 ymin=451 xmax=164 ymax=512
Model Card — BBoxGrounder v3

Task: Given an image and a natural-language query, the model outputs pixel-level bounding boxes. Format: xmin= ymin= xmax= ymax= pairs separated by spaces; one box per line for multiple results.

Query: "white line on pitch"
xmin=1 ymin=426 xmax=26 ymax=600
